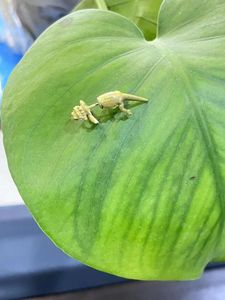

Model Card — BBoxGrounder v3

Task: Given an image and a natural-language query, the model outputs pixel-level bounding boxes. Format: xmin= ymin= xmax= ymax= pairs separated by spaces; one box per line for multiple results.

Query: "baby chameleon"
xmin=71 ymin=91 xmax=148 ymax=124
xmin=97 ymin=91 xmax=148 ymax=116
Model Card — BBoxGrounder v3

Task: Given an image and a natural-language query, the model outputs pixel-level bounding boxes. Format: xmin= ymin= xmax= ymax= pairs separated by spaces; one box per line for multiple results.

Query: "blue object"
xmin=0 ymin=14 xmax=22 ymax=103
xmin=0 ymin=42 xmax=22 ymax=88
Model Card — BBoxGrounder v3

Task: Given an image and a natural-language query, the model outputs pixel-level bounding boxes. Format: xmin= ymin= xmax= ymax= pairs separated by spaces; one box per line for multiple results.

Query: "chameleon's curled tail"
xmin=122 ymin=93 xmax=148 ymax=102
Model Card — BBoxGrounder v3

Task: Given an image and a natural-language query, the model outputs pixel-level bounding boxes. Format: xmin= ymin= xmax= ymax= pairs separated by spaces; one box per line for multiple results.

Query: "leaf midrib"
xmin=154 ymin=39 xmax=225 ymax=216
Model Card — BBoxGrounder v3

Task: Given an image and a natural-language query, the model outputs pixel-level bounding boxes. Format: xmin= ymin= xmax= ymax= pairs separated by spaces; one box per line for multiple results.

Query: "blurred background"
xmin=0 ymin=0 xmax=79 ymax=92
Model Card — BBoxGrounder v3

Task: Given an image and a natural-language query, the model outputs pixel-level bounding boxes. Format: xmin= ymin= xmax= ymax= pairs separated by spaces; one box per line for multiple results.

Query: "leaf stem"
xmin=95 ymin=0 xmax=108 ymax=10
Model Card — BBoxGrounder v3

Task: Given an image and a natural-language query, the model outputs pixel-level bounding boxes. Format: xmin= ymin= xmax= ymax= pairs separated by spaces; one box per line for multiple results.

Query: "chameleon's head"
xmin=97 ymin=91 xmax=123 ymax=108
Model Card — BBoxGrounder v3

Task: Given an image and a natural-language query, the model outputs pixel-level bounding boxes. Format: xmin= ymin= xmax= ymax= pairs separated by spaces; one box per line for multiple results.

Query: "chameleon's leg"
xmin=80 ymin=100 xmax=99 ymax=124
xmin=119 ymin=103 xmax=132 ymax=116
xmin=87 ymin=113 xmax=99 ymax=125
xmin=89 ymin=103 xmax=99 ymax=109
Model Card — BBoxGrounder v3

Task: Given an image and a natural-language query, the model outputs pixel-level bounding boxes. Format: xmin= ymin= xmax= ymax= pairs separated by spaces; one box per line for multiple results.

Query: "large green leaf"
xmin=74 ymin=0 xmax=163 ymax=40
xmin=2 ymin=0 xmax=225 ymax=280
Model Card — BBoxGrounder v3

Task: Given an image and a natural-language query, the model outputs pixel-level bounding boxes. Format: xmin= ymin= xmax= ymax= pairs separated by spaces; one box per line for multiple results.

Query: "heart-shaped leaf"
xmin=2 ymin=0 xmax=225 ymax=280
xmin=74 ymin=0 xmax=163 ymax=40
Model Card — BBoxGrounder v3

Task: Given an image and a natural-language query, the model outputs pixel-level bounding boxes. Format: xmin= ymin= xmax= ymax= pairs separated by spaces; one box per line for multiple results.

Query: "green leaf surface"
xmin=2 ymin=0 xmax=225 ymax=280
xmin=74 ymin=0 xmax=163 ymax=40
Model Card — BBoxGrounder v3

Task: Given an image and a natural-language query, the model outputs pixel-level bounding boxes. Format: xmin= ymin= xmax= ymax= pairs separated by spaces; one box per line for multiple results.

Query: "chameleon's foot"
xmin=71 ymin=100 xmax=99 ymax=124
xmin=119 ymin=103 xmax=132 ymax=116
xmin=71 ymin=104 xmax=88 ymax=121
xmin=126 ymin=109 xmax=132 ymax=116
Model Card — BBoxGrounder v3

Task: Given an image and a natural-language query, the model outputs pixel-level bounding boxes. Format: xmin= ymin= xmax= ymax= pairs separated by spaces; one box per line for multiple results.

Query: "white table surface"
xmin=0 ymin=130 xmax=23 ymax=206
